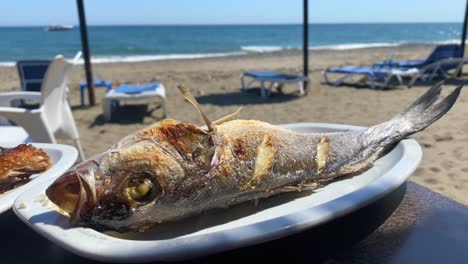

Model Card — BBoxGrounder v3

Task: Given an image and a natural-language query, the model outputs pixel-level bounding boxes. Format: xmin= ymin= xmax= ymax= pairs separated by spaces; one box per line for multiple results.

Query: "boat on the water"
xmin=45 ymin=25 xmax=74 ymax=31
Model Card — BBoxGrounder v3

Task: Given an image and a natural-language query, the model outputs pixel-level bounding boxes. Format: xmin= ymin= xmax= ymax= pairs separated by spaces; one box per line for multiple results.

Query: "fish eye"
xmin=124 ymin=173 xmax=159 ymax=203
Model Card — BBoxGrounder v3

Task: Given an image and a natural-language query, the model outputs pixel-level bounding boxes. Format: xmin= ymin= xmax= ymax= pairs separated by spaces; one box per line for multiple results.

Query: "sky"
xmin=0 ymin=0 xmax=466 ymax=26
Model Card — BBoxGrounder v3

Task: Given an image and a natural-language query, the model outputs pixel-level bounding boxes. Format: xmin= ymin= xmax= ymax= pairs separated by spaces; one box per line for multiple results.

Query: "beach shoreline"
xmin=0 ymin=42 xmax=461 ymax=67
xmin=1 ymin=44 xmax=467 ymax=204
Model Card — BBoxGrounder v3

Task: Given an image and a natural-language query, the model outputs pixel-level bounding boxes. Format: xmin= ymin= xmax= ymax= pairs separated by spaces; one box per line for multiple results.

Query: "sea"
xmin=0 ymin=23 xmax=463 ymax=66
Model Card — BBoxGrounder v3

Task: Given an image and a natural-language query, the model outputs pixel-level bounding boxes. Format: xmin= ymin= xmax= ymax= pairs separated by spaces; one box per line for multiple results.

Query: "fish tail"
xmin=373 ymin=81 xmax=462 ymax=143
xmin=393 ymin=81 xmax=462 ymax=133
xmin=325 ymin=82 xmax=462 ymax=177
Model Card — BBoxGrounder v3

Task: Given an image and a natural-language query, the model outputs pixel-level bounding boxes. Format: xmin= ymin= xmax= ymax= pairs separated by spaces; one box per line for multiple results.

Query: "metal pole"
xmin=459 ymin=0 xmax=468 ymax=76
xmin=76 ymin=0 xmax=95 ymax=106
xmin=303 ymin=0 xmax=309 ymax=79
xmin=462 ymin=0 xmax=468 ymax=58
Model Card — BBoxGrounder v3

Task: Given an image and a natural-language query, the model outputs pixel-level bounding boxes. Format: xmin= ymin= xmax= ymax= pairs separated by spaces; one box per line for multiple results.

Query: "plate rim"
xmin=13 ymin=123 xmax=422 ymax=262
xmin=0 ymin=143 xmax=78 ymax=214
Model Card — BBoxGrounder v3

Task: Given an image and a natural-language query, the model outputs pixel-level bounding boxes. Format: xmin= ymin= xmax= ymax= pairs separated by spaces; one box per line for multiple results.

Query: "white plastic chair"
xmin=0 ymin=55 xmax=85 ymax=161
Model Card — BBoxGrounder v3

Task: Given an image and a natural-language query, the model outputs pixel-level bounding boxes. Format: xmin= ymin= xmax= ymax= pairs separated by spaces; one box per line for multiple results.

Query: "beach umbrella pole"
xmin=76 ymin=0 xmax=96 ymax=106
xmin=460 ymin=0 xmax=468 ymax=76
xmin=459 ymin=0 xmax=468 ymax=76
xmin=303 ymin=0 xmax=309 ymax=88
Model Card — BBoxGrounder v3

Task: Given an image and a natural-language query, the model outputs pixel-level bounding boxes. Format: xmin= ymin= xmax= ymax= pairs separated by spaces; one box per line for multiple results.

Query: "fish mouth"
xmin=46 ymin=160 xmax=99 ymax=222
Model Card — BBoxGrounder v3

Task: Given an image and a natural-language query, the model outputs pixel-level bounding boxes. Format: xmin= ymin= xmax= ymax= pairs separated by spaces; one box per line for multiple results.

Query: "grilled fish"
xmin=0 ymin=144 xmax=51 ymax=194
xmin=46 ymin=82 xmax=462 ymax=232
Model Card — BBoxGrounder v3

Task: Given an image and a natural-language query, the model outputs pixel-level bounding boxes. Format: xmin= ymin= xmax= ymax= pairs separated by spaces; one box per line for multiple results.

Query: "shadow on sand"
xmin=195 ymin=87 xmax=302 ymax=106
xmin=89 ymin=104 xmax=165 ymax=128
xmin=410 ymin=76 xmax=467 ymax=88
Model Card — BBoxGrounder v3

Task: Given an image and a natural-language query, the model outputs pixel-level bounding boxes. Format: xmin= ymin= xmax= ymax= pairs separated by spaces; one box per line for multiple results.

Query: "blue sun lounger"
xmin=79 ymin=79 xmax=112 ymax=107
xmin=240 ymin=71 xmax=308 ymax=97
xmin=325 ymin=44 xmax=466 ymax=89
xmin=323 ymin=66 xmax=419 ymax=89
xmin=373 ymin=44 xmax=462 ymax=69
xmin=372 ymin=44 xmax=465 ymax=81
xmin=103 ymin=82 xmax=166 ymax=121
xmin=16 ymin=60 xmax=52 ymax=92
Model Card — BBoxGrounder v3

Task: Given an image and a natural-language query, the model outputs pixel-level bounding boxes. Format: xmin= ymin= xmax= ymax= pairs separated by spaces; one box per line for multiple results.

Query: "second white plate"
xmin=0 ymin=143 xmax=78 ymax=214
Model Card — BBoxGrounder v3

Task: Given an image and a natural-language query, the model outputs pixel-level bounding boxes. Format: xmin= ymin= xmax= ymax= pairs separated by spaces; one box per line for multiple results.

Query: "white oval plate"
xmin=13 ymin=123 xmax=422 ymax=262
xmin=0 ymin=143 xmax=77 ymax=214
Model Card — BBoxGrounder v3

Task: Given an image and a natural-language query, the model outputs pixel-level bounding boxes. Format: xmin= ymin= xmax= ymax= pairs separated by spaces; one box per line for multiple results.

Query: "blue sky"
xmin=1 ymin=0 xmax=466 ymax=26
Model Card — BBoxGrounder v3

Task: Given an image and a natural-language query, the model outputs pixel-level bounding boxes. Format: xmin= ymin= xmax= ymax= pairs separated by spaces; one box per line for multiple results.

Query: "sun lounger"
xmin=373 ymin=44 xmax=462 ymax=69
xmin=103 ymin=82 xmax=167 ymax=121
xmin=406 ymin=57 xmax=464 ymax=87
xmin=240 ymin=71 xmax=308 ymax=97
xmin=373 ymin=44 xmax=465 ymax=82
xmin=16 ymin=60 xmax=52 ymax=92
xmin=323 ymin=66 xmax=419 ymax=89
xmin=79 ymin=79 xmax=112 ymax=107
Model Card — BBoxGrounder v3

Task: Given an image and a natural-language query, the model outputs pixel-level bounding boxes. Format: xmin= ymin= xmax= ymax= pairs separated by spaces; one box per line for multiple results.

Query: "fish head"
xmin=46 ymin=120 xmax=214 ymax=232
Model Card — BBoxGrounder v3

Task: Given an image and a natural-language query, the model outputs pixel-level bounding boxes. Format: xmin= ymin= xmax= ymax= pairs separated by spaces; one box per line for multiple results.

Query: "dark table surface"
xmin=1 ymin=181 xmax=467 ymax=264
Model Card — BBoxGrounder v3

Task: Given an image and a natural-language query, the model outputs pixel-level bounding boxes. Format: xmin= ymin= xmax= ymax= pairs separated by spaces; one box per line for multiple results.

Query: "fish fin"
xmin=276 ymin=182 xmax=320 ymax=193
xmin=201 ymin=107 xmax=242 ymax=130
xmin=177 ymin=84 xmax=214 ymax=132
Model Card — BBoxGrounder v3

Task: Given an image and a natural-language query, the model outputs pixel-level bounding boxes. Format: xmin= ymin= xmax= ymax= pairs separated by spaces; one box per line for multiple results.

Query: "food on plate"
xmin=0 ymin=144 xmax=51 ymax=194
xmin=46 ymin=82 xmax=462 ymax=232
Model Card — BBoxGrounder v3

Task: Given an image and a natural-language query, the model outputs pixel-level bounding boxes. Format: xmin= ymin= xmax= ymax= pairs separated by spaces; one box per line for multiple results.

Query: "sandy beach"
xmin=1 ymin=44 xmax=467 ymax=204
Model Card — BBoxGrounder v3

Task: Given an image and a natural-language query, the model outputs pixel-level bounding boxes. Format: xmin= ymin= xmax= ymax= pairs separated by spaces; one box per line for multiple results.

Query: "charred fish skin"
xmin=46 ymin=82 xmax=462 ymax=232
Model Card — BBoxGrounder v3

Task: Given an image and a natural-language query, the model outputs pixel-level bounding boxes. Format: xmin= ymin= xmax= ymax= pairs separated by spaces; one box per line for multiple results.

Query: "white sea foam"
xmin=241 ymin=46 xmax=287 ymax=53
xmin=0 ymin=39 xmax=463 ymax=67
xmin=0 ymin=62 xmax=15 ymax=67
xmin=0 ymin=52 xmax=247 ymax=67
xmin=433 ymin=39 xmax=461 ymax=45
xmin=310 ymin=42 xmax=405 ymax=50
xmin=310 ymin=39 xmax=462 ymax=51
xmin=73 ymin=52 xmax=247 ymax=65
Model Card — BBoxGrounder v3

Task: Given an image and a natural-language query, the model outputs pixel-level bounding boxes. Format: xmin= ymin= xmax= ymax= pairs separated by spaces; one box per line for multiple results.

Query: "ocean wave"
xmin=0 ymin=52 xmax=247 ymax=67
xmin=73 ymin=52 xmax=247 ymax=64
xmin=0 ymin=62 xmax=16 ymax=67
xmin=433 ymin=39 xmax=461 ymax=45
xmin=0 ymin=39 xmax=464 ymax=66
xmin=310 ymin=42 xmax=405 ymax=50
xmin=310 ymin=39 xmax=462 ymax=51
xmin=241 ymin=46 xmax=288 ymax=53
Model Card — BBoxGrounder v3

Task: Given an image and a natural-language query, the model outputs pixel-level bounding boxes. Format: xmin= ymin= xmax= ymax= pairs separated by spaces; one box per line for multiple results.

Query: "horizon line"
xmin=0 ymin=21 xmax=463 ymax=27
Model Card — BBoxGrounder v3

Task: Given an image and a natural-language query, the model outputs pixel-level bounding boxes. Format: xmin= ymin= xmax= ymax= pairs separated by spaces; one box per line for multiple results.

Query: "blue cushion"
xmin=373 ymin=60 xmax=425 ymax=68
xmin=245 ymin=71 xmax=282 ymax=78
xmin=80 ymin=80 xmax=112 ymax=88
xmin=245 ymin=71 xmax=304 ymax=80
xmin=114 ymin=83 xmax=160 ymax=94
xmin=326 ymin=66 xmax=389 ymax=79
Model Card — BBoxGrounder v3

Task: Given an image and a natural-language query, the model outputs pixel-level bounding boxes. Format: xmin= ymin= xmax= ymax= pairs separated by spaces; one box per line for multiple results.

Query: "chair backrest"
xmin=16 ymin=60 xmax=52 ymax=92
xmin=39 ymin=55 xmax=73 ymax=131
xmin=425 ymin=44 xmax=462 ymax=65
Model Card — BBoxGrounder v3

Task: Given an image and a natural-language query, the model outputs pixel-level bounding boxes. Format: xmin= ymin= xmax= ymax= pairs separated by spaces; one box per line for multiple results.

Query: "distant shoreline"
xmin=0 ymin=42 xmax=456 ymax=67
